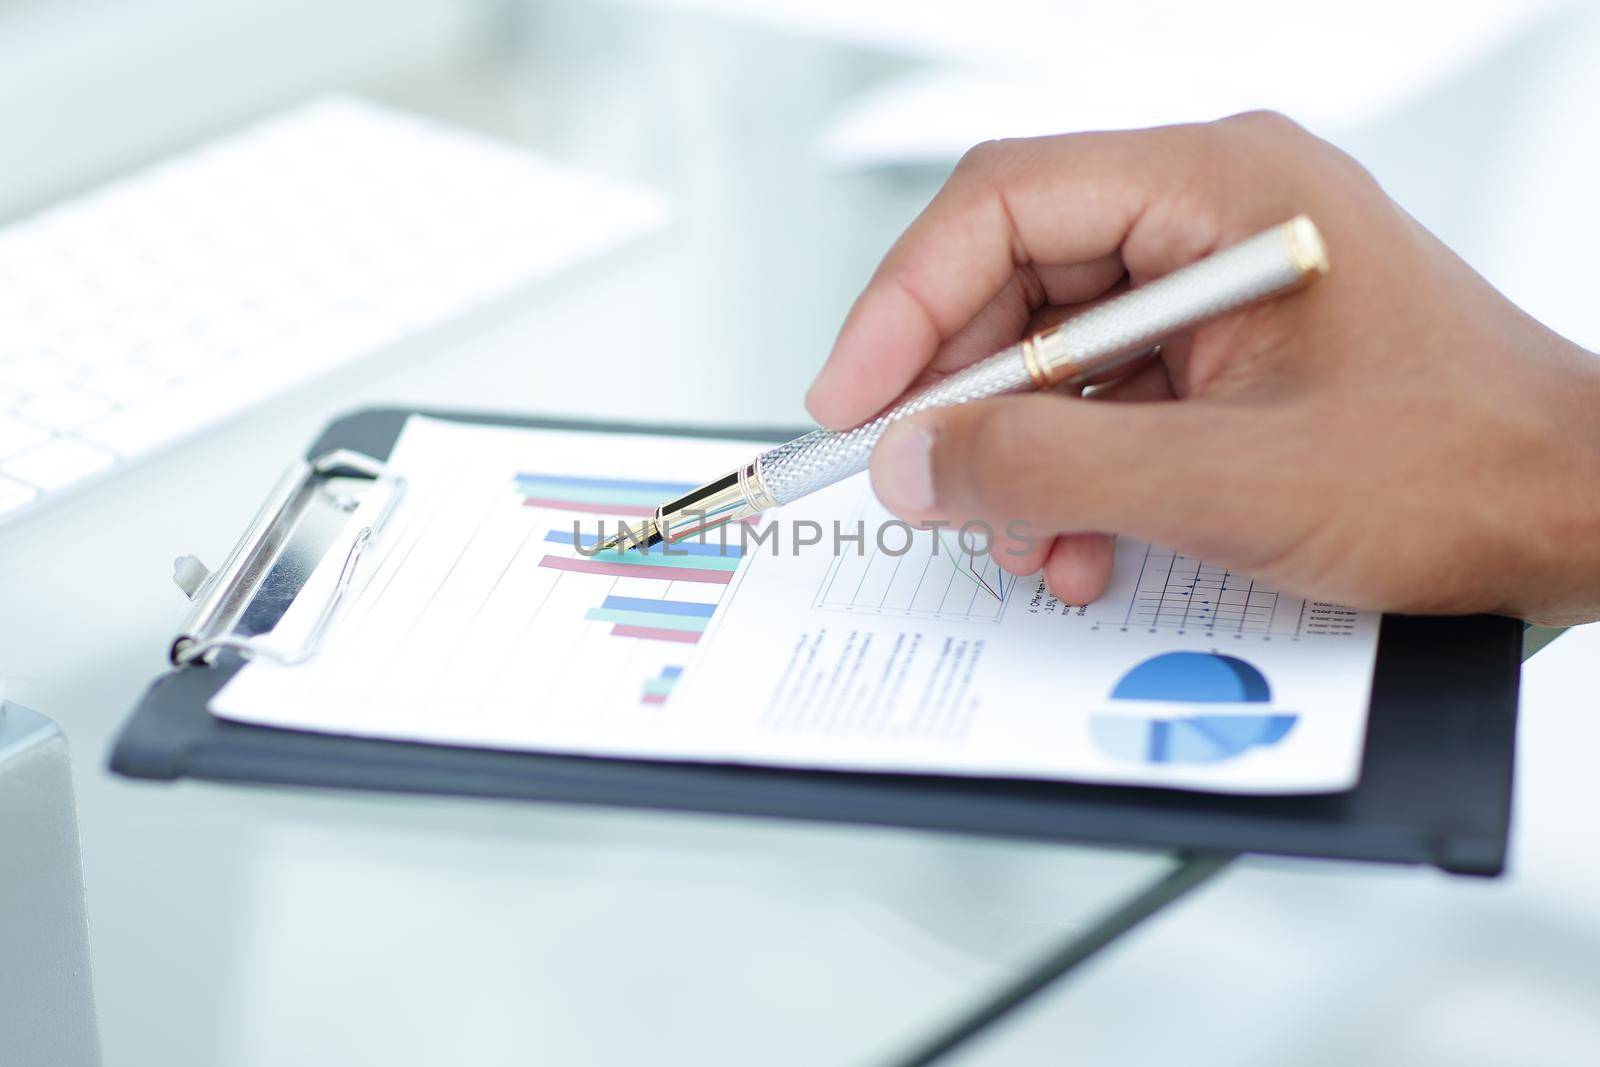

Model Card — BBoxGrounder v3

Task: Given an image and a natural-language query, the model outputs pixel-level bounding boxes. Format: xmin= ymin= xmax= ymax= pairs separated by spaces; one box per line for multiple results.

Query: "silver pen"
xmin=597 ymin=215 xmax=1328 ymax=553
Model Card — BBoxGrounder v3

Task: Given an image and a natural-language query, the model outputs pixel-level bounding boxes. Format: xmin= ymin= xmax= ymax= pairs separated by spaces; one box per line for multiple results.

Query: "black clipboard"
xmin=110 ymin=408 xmax=1521 ymax=876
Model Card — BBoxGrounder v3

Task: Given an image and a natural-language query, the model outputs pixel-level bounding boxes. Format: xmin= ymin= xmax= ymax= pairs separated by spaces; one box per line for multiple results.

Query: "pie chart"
xmin=1092 ymin=652 xmax=1297 ymax=765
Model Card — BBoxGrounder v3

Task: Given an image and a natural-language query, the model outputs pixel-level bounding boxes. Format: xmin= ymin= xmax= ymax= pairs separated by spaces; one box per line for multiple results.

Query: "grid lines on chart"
xmin=1122 ymin=547 xmax=1281 ymax=633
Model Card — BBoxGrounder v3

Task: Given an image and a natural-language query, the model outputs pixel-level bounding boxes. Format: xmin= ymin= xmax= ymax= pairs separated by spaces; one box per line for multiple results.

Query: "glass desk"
xmin=0 ymin=8 xmax=1223 ymax=1064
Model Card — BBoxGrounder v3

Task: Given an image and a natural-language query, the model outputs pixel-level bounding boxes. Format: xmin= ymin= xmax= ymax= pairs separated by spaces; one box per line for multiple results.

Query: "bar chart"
xmin=537 ymin=529 xmax=741 ymax=647
xmin=585 ymin=594 xmax=715 ymax=643
xmin=515 ymin=472 xmax=749 ymax=709
xmin=540 ymin=529 xmax=739 ymax=586
xmin=642 ymin=665 xmax=683 ymax=705
xmin=514 ymin=471 xmax=694 ymax=516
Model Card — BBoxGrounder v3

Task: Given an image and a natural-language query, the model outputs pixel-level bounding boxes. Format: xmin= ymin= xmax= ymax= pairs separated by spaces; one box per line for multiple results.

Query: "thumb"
xmin=868 ymin=393 xmax=1276 ymax=559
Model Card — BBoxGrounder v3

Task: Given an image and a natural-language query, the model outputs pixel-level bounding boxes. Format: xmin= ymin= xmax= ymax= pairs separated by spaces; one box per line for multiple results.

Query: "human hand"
xmin=805 ymin=112 xmax=1600 ymax=625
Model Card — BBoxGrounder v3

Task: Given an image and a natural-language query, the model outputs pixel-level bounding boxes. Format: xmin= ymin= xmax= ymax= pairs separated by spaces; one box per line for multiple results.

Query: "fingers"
xmin=990 ymin=529 xmax=1116 ymax=605
xmin=917 ymin=271 xmax=1037 ymax=382
xmin=808 ymin=113 xmax=1343 ymax=430
xmin=868 ymin=392 xmax=1266 ymax=558
xmin=1010 ymin=364 xmax=1170 ymax=603
xmin=1085 ymin=357 xmax=1176 ymax=403
xmin=924 ymin=255 xmax=1127 ymax=378
xmin=807 ymin=126 xmax=1219 ymax=429
xmin=1033 ymin=255 xmax=1129 ymax=306
xmin=1043 ymin=533 xmax=1116 ymax=603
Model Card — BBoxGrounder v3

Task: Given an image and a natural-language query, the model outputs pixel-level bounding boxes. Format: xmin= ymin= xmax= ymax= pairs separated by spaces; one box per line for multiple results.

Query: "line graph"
xmin=814 ymin=519 xmax=1015 ymax=623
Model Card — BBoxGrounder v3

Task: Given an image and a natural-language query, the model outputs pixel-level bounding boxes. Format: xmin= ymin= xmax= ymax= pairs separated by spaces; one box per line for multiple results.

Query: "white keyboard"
xmin=0 ymin=95 xmax=667 ymax=524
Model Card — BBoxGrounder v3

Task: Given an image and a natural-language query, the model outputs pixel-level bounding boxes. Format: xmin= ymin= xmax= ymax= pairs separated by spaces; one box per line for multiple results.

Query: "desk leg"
xmin=883 ymin=851 xmax=1236 ymax=1067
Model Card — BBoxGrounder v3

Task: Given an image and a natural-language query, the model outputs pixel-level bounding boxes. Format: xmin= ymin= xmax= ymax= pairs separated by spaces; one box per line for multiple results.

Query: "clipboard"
xmin=110 ymin=407 xmax=1522 ymax=877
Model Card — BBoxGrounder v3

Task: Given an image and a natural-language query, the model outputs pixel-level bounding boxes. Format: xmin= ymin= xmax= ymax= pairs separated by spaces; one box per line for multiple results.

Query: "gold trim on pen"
xmin=1020 ymin=335 xmax=1053 ymax=391
xmin=739 ymin=460 xmax=778 ymax=513
xmin=1283 ymin=215 xmax=1329 ymax=277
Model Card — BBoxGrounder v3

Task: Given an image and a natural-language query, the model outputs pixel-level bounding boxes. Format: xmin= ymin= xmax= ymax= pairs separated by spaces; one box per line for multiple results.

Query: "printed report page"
xmin=212 ymin=416 xmax=1381 ymax=794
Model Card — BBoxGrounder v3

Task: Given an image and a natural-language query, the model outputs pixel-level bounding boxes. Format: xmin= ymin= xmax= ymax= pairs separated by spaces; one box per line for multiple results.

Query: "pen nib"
xmin=594 ymin=518 xmax=663 ymax=554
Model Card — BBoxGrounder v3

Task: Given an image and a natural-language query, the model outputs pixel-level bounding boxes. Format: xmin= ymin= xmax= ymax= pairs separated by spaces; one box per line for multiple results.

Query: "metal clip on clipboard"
xmin=168 ymin=449 xmax=404 ymax=668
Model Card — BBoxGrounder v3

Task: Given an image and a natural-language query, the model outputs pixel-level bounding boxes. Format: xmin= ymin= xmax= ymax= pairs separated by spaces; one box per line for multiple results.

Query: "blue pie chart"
xmin=1092 ymin=652 xmax=1297 ymax=765
xmin=1111 ymin=651 xmax=1271 ymax=703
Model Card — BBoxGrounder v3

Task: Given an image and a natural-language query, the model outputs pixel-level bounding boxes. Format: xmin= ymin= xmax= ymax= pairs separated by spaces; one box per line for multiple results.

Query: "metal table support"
xmin=887 ymin=852 xmax=1237 ymax=1067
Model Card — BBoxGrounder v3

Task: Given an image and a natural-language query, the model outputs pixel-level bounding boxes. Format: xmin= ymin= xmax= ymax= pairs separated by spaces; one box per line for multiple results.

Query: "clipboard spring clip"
xmin=169 ymin=449 xmax=404 ymax=669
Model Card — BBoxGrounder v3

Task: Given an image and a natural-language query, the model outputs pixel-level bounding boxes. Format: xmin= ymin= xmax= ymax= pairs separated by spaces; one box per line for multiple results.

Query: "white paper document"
xmin=211 ymin=416 xmax=1383 ymax=794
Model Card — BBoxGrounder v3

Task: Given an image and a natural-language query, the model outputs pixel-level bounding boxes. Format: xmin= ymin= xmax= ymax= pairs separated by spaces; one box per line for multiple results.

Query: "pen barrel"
xmin=753 ymin=216 xmax=1326 ymax=508
xmin=755 ymin=346 xmax=1036 ymax=506
xmin=1032 ymin=216 xmax=1325 ymax=387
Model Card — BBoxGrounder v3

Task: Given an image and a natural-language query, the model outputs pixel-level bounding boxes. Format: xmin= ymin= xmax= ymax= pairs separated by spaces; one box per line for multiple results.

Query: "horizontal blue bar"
xmin=515 ymin=472 xmax=695 ymax=495
xmin=660 ymin=666 xmax=683 ymax=679
xmin=602 ymin=595 xmax=716 ymax=618
xmin=587 ymin=608 xmax=707 ymax=632
xmin=544 ymin=529 xmax=744 ymax=558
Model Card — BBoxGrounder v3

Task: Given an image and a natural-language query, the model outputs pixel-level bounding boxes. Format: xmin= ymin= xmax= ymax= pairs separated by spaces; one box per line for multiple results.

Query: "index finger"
xmin=804 ymin=123 xmax=1240 ymax=430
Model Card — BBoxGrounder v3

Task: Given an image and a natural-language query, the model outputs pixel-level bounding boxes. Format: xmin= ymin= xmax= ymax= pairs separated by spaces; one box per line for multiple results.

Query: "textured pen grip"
xmin=1038 ymin=220 xmax=1319 ymax=382
xmin=757 ymin=347 xmax=1034 ymax=505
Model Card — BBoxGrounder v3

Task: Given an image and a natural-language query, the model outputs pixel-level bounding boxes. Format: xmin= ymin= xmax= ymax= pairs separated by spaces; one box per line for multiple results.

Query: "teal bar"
xmin=585 ymin=608 xmax=709 ymax=632
xmin=516 ymin=482 xmax=658 ymax=506
xmin=589 ymin=550 xmax=740 ymax=572
xmin=642 ymin=678 xmax=678 ymax=697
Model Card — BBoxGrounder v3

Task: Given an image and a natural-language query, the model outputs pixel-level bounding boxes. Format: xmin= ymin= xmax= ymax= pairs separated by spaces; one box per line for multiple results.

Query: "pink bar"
xmin=641 ymin=692 xmax=669 ymax=704
xmin=522 ymin=497 xmax=655 ymax=517
xmin=537 ymin=554 xmax=732 ymax=585
xmin=612 ymin=624 xmax=701 ymax=645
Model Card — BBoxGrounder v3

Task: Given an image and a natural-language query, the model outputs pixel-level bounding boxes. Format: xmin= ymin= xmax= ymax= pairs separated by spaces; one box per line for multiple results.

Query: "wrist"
xmin=1517 ymin=343 xmax=1600 ymax=624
